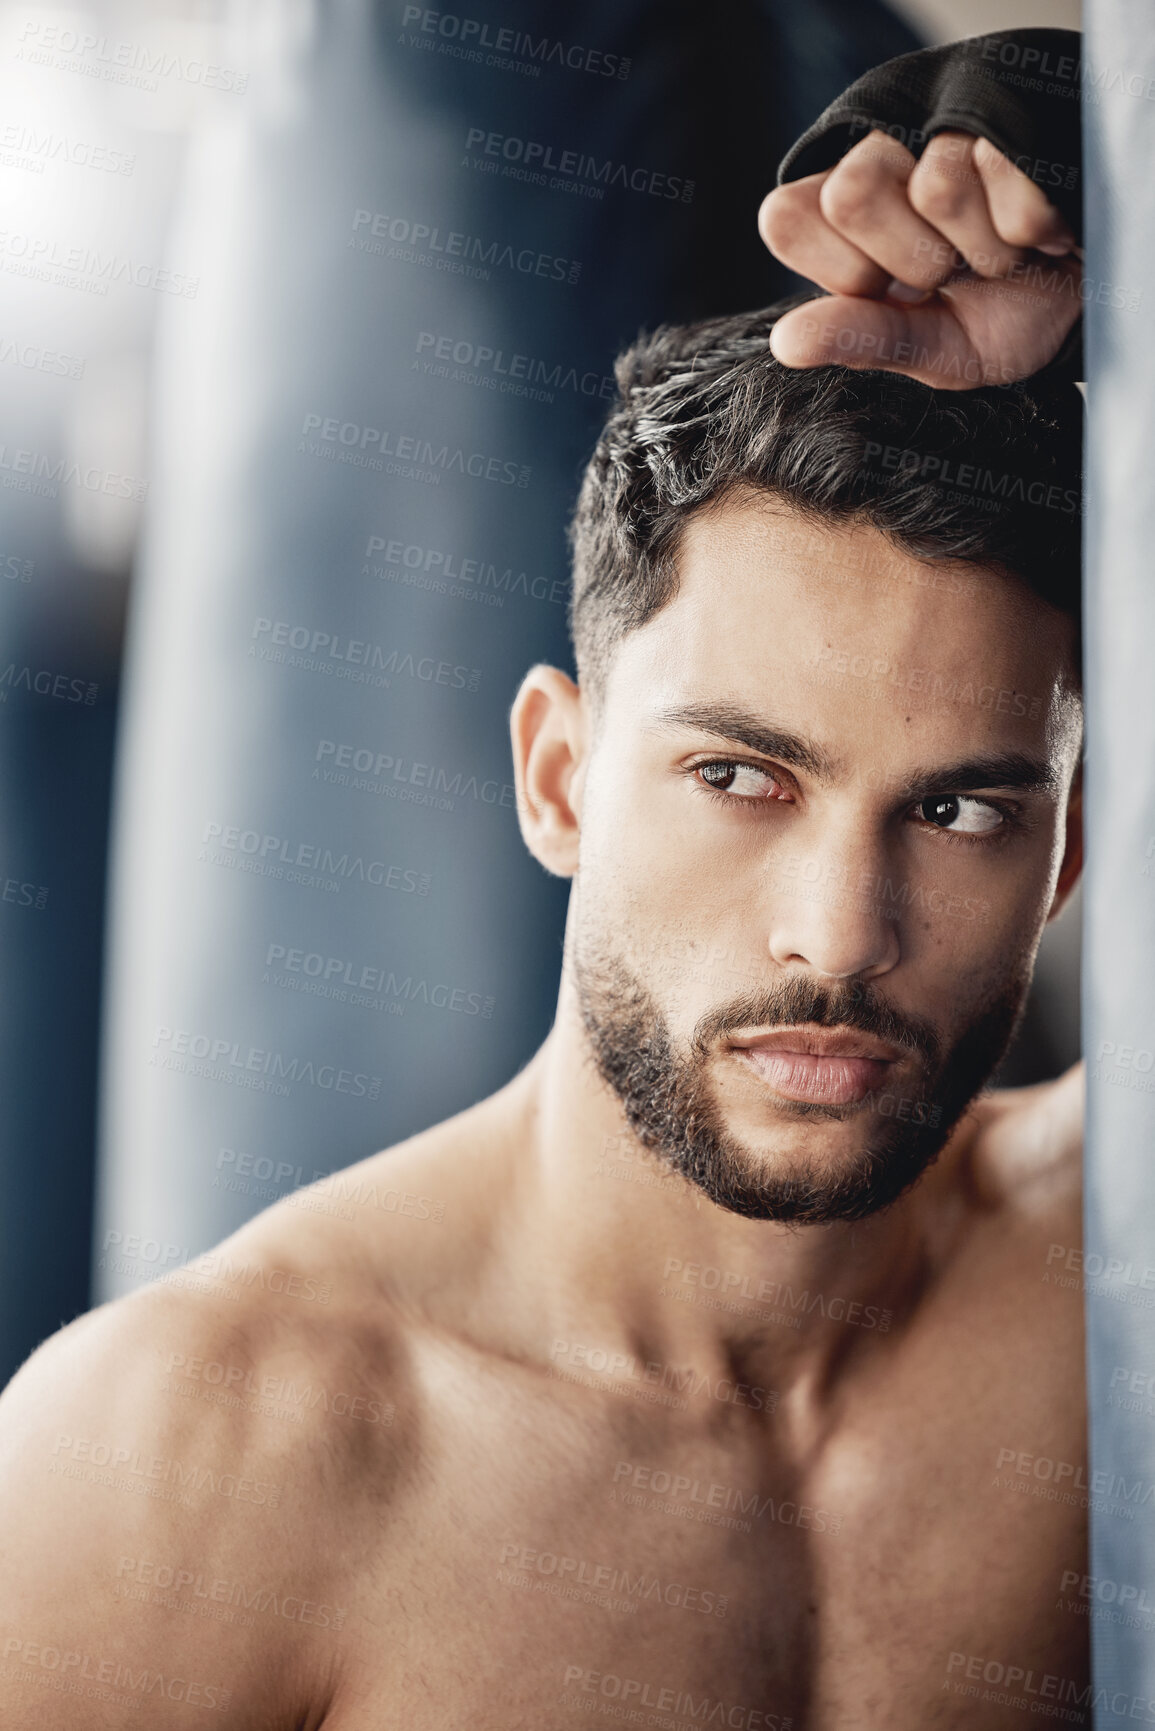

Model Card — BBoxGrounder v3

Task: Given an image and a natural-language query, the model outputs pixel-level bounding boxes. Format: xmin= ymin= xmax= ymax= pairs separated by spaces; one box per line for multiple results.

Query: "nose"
xmin=765 ymin=826 xmax=901 ymax=981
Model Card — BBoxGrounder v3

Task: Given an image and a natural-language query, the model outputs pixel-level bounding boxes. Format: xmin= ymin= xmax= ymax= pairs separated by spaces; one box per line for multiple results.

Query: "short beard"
xmin=574 ymin=946 xmax=1029 ymax=1225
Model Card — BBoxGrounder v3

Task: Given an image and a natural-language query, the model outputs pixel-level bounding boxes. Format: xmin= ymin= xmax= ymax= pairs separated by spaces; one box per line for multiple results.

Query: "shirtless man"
xmin=0 ymin=32 xmax=1093 ymax=1731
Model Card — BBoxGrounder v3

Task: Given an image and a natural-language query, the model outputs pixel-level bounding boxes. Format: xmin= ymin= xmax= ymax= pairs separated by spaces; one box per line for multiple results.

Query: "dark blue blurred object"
xmin=1 ymin=0 xmax=921 ymax=1376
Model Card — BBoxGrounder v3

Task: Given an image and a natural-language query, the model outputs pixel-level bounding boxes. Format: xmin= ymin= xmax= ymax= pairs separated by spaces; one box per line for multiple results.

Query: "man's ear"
xmin=510 ymin=664 xmax=589 ymax=877
xmin=1047 ymin=757 xmax=1083 ymax=922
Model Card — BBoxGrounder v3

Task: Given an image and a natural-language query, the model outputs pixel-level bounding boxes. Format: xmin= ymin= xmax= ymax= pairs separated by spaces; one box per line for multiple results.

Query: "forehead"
xmin=604 ymin=494 xmax=1079 ymax=767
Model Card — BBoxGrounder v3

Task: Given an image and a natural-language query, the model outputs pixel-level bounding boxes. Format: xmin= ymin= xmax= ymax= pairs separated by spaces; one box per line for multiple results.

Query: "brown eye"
xmin=921 ymin=795 xmax=960 ymax=827
xmin=699 ymin=762 xmax=738 ymax=789
xmin=917 ymin=794 xmax=1003 ymax=834
xmin=696 ymin=761 xmax=785 ymax=800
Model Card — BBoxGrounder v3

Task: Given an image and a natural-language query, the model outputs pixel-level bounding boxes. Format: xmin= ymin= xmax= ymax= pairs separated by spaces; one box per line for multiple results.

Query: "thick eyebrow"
xmin=645 ymin=702 xmax=841 ymax=782
xmin=646 ymin=704 xmax=1062 ymax=799
xmin=895 ymin=752 xmax=1063 ymax=799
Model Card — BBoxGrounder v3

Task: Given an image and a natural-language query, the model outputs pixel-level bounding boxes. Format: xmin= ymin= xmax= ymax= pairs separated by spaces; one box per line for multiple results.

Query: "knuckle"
xmin=758 ymin=183 xmax=813 ymax=253
xmin=994 ymin=208 xmax=1055 ymax=249
xmin=847 ymin=130 xmax=917 ymax=173
xmin=908 ymin=163 xmax=973 ymax=225
xmin=818 ymin=160 xmax=881 ymax=228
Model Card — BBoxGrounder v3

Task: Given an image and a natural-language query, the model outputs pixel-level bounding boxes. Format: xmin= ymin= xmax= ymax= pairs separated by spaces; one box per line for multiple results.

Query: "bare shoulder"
xmin=963 ymin=1059 xmax=1084 ymax=1225
xmin=921 ymin=1067 xmax=1085 ymax=1366
xmin=0 ymin=1120 xmax=476 ymax=1725
xmin=0 ymin=1275 xmax=337 ymax=1722
xmin=0 ymin=1084 xmax=522 ymax=1722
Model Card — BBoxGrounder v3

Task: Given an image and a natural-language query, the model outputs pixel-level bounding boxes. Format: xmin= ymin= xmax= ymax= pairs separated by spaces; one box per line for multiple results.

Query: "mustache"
xmin=691 ymin=975 xmax=940 ymax=1068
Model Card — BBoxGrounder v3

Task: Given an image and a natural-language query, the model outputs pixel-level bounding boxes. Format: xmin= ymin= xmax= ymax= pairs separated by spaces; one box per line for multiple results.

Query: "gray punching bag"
xmin=1083 ymin=2 xmax=1155 ymax=1720
xmin=94 ymin=0 xmax=919 ymax=1297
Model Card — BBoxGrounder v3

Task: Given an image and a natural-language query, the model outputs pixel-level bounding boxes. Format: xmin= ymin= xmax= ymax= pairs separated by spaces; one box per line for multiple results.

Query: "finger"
xmin=971 ymin=135 xmax=1079 ymax=254
xmin=817 ymin=132 xmax=962 ymax=292
xmin=758 ymin=175 xmax=890 ymax=299
xmin=908 ymin=132 xmax=1029 ymax=280
xmin=769 ymin=296 xmax=993 ymax=391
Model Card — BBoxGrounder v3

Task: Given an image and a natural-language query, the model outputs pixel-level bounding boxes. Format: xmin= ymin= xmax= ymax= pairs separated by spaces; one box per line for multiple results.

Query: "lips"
xmin=730 ymin=1027 xmax=903 ymax=1063
xmin=729 ymin=1026 xmax=903 ymax=1106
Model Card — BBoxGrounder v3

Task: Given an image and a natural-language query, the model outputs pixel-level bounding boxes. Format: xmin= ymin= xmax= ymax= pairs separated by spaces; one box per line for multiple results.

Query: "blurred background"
xmin=0 ymin=0 xmax=1082 ymax=1386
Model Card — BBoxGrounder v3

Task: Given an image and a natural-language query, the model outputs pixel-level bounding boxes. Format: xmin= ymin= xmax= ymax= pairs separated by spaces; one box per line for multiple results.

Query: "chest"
xmin=319 ymin=1359 xmax=1089 ymax=1731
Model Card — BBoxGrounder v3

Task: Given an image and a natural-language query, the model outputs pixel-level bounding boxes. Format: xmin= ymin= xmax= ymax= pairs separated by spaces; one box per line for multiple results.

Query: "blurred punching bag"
xmin=95 ymin=0 xmax=918 ymax=1296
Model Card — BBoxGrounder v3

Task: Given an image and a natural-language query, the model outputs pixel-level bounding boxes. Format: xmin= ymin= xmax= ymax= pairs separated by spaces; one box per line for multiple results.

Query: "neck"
xmin=493 ymin=966 xmax=970 ymax=1414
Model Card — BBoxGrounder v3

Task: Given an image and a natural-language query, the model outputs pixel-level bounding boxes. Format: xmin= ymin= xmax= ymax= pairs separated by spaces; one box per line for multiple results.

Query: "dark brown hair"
xmin=568 ymin=296 xmax=1082 ymax=701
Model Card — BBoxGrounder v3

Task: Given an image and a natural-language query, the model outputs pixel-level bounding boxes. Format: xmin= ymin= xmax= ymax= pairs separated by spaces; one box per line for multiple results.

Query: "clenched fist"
xmin=759 ymin=129 xmax=1083 ymax=388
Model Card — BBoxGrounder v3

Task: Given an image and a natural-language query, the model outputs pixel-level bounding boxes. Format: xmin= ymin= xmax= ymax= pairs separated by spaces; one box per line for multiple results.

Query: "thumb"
xmin=769 ymin=295 xmax=982 ymax=390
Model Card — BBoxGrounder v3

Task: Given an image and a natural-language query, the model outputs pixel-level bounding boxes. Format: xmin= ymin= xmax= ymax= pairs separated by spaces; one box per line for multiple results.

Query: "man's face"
xmin=570 ymin=493 xmax=1082 ymax=1223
